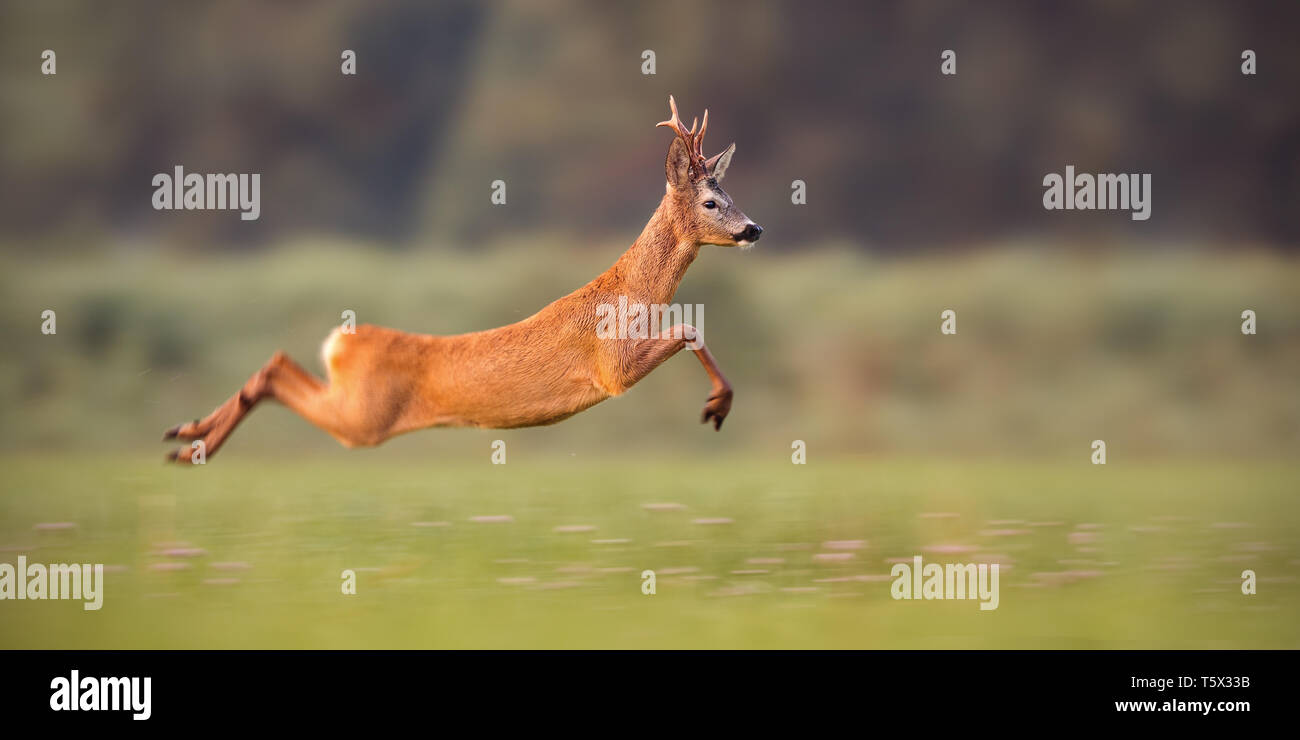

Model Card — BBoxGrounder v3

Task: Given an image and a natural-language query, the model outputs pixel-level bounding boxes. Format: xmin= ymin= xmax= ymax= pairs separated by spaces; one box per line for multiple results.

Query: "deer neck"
xmin=611 ymin=195 xmax=699 ymax=306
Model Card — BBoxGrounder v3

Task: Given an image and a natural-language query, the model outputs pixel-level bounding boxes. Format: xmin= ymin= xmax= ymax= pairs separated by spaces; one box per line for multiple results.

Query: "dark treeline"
xmin=2 ymin=0 xmax=1296 ymax=251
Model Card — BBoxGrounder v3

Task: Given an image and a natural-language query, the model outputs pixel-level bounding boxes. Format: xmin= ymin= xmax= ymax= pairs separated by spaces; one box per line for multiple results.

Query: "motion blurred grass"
xmin=0 ymin=456 xmax=1296 ymax=649
xmin=1 ymin=243 xmax=1296 ymax=647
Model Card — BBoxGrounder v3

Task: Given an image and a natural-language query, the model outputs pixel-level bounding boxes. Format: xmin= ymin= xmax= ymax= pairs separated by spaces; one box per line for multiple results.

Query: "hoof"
xmin=163 ymin=419 xmax=200 ymax=441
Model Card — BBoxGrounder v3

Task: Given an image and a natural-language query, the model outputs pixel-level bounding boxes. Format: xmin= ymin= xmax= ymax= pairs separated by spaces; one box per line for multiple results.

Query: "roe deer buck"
xmin=163 ymin=96 xmax=762 ymax=463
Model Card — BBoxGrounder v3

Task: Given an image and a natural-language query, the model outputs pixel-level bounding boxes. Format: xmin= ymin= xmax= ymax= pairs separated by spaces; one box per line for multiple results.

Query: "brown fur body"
xmin=164 ymin=97 xmax=758 ymax=462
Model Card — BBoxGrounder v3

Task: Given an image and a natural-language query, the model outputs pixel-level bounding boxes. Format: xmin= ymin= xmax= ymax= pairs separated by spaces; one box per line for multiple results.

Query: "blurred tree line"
xmin=1 ymin=0 xmax=1297 ymax=252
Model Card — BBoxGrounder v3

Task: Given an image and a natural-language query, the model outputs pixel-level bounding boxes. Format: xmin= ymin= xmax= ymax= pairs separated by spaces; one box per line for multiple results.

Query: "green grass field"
xmin=2 ymin=245 xmax=1296 ymax=647
xmin=1 ymin=455 xmax=1295 ymax=649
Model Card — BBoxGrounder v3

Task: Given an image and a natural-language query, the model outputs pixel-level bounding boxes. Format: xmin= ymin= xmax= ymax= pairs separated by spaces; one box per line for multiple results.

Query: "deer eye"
xmin=703 ymin=200 xmax=717 ymax=209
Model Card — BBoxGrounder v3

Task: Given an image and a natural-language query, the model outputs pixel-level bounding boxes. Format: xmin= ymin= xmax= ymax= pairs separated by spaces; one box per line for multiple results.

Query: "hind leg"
xmin=163 ymin=351 xmax=338 ymax=463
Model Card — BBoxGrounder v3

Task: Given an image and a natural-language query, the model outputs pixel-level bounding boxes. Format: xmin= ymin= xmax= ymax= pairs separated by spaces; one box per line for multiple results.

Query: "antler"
xmin=657 ymin=95 xmax=710 ymax=179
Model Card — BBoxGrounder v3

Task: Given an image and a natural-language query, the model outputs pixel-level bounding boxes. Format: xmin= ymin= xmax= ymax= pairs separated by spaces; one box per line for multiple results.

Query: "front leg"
xmin=616 ymin=323 xmax=733 ymax=430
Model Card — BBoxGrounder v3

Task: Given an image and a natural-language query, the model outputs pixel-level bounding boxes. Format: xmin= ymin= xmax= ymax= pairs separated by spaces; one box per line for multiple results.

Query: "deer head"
xmin=658 ymin=95 xmax=763 ymax=248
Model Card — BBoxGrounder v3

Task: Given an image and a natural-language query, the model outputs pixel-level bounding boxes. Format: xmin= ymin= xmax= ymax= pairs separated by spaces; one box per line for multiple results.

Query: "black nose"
xmin=740 ymin=223 xmax=763 ymax=242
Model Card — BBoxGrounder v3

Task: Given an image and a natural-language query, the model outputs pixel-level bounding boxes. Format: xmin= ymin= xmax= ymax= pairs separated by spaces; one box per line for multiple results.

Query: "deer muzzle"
xmin=735 ymin=223 xmax=763 ymax=244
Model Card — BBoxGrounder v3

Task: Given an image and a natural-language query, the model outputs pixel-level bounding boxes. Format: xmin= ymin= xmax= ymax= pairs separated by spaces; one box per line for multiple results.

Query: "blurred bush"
xmin=1 ymin=241 xmax=1295 ymax=459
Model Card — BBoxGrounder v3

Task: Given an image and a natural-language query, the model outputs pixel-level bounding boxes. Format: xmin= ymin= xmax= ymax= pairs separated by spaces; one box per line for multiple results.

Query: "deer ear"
xmin=706 ymin=142 xmax=736 ymax=181
xmin=665 ymin=137 xmax=694 ymax=189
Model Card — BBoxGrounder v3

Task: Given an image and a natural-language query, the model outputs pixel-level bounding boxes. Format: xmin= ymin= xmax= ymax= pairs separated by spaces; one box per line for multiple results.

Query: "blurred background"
xmin=0 ymin=1 xmax=1297 ymax=648
xmin=0 ymin=0 xmax=1296 ymax=459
